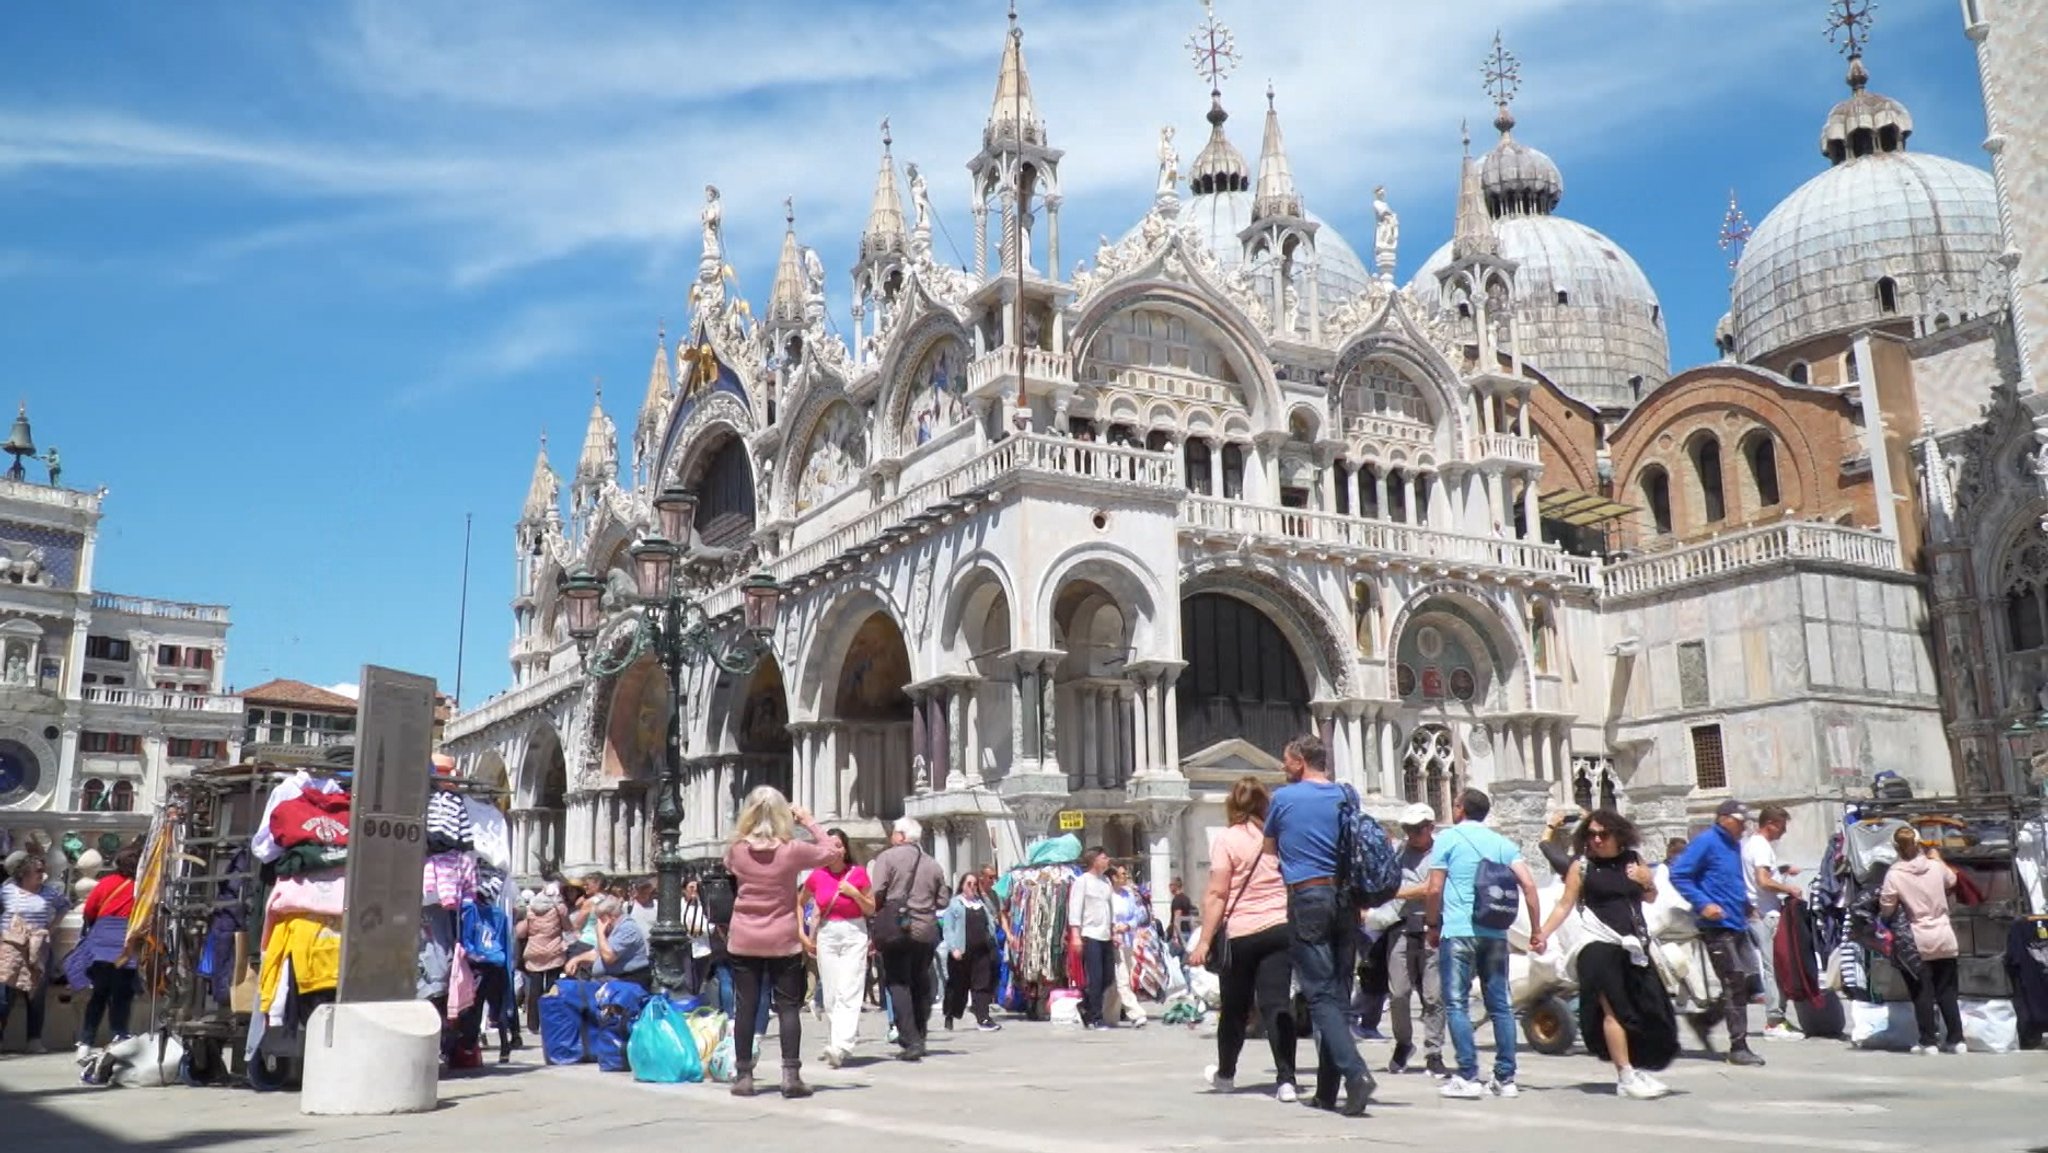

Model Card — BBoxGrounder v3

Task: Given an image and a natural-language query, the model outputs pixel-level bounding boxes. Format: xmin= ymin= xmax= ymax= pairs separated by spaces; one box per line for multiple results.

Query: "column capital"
xmin=1010 ymin=648 xmax=1065 ymax=675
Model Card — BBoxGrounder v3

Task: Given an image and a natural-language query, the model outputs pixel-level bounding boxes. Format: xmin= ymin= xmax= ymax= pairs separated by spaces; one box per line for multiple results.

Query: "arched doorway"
xmin=1054 ymin=579 xmax=1132 ymax=790
xmin=734 ymin=656 xmax=794 ymax=801
xmin=518 ymin=723 xmax=568 ymax=880
xmin=832 ymin=613 xmax=914 ymax=821
xmin=1178 ymin=593 xmax=1313 ymax=762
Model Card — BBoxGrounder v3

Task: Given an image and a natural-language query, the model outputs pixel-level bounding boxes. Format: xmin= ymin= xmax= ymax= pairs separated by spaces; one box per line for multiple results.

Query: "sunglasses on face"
xmin=1587 ymin=828 xmax=1614 ymax=841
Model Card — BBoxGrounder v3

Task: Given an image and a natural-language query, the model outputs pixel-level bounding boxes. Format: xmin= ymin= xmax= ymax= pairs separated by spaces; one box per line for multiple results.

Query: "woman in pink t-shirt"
xmin=799 ymin=828 xmax=874 ymax=1067
xmin=1188 ymin=776 xmax=1297 ymax=1100
xmin=721 ymin=786 xmax=842 ymax=1098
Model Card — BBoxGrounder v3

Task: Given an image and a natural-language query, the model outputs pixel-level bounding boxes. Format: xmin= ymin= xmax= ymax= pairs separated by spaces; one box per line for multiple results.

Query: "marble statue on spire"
xmin=908 ymin=162 xmax=932 ymax=246
xmin=699 ymin=185 xmax=724 ymax=270
xmin=1373 ymin=185 xmax=1399 ymax=284
xmin=1156 ymin=125 xmax=1180 ymax=199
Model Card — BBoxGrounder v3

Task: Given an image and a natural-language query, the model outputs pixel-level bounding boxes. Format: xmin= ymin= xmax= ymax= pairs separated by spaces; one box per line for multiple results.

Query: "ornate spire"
xmin=767 ymin=198 xmax=807 ymax=327
xmin=860 ymin=119 xmax=908 ymax=263
xmin=575 ymin=381 xmax=617 ymax=483
xmin=640 ymin=325 xmax=672 ymax=423
xmin=1483 ymin=30 xmax=1522 ymax=138
xmin=523 ymin=432 xmax=559 ymax=523
xmin=985 ymin=2 xmax=1045 ymax=149
xmin=1252 ymin=84 xmax=1302 ymax=222
xmin=1919 ymin=418 xmax=1957 ymax=543
xmin=1185 ymin=0 xmax=1248 ymax=196
xmin=1451 ymin=121 xmax=1497 ymax=261
xmin=1718 ymin=189 xmax=1753 ymax=280
xmin=1820 ymin=0 xmax=1910 ymax=164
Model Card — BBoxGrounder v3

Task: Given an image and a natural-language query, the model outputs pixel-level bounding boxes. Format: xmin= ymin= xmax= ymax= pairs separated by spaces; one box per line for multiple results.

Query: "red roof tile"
xmin=240 ymin=679 xmax=359 ymax=712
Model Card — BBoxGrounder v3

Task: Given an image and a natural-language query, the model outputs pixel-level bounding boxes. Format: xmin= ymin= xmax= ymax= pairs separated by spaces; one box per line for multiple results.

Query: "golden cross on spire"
xmin=1187 ymin=0 xmax=1240 ymax=98
xmin=1826 ymin=0 xmax=1877 ymax=58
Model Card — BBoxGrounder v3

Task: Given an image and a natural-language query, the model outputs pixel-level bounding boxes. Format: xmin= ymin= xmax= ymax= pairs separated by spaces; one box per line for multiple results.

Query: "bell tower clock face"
xmin=0 ymin=740 xmax=40 ymax=802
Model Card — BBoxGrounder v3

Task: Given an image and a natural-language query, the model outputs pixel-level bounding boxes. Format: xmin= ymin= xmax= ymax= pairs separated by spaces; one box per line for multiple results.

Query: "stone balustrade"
xmin=1346 ymin=414 xmax=1435 ymax=449
xmin=1182 ymin=496 xmax=1596 ymax=586
xmin=1472 ymin=431 xmax=1544 ymax=466
xmin=92 ymin=591 xmax=231 ymax=624
xmin=966 ymin=345 xmax=1073 ymax=396
xmin=81 ymin=686 xmax=243 ymax=713
xmin=1603 ymin=521 xmax=1902 ymax=600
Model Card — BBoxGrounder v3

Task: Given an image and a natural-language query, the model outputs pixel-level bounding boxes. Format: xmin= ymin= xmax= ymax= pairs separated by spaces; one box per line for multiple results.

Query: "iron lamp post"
xmin=558 ymin=486 xmax=782 ymax=995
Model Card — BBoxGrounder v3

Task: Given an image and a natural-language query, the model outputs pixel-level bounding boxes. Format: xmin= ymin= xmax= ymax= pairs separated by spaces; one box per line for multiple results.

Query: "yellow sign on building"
xmin=1056 ymin=810 xmax=1085 ymax=831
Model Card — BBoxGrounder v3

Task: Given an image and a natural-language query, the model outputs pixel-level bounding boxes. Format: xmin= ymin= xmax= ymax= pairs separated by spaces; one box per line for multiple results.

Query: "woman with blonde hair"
xmin=722 ymin=786 xmax=841 ymax=1098
xmin=1188 ymin=776 xmax=1297 ymax=1101
xmin=1880 ymin=825 xmax=1964 ymax=1054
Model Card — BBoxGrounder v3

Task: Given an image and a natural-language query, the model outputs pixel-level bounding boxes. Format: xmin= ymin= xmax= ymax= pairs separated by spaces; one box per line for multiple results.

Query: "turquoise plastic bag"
xmin=627 ymin=996 xmax=702 ymax=1084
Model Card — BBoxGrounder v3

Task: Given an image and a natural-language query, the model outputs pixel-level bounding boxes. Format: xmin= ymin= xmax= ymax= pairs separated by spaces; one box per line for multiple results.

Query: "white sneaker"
xmin=1275 ymin=1082 xmax=1299 ymax=1104
xmin=1762 ymin=1023 xmax=1804 ymax=1042
xmin=74 ymin=1044 xmax=91 ymax=1066
xmin=1910 ymin=1044 xmax=1937 ymax=1055
xmin=1486 ymin=1078 xmax=1520 ymax=1099
xmin=1619 ymin=1070 xmax=1668 ymax=1100
xmin=1203 ymin=1064 xmax=1234 ymax=1092
xmin=1948 ymin=1043 xmax=1969 ymax=1055
xmin=1439 ymin=1075 xmax=1486 ymax=1100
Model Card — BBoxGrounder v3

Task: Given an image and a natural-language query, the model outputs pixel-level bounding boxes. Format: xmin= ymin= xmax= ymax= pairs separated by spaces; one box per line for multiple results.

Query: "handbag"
xmin=870 ymin=849 xmax=930 ymax=949
xmin=1205 ymin=842 xmax=1262 ymax=975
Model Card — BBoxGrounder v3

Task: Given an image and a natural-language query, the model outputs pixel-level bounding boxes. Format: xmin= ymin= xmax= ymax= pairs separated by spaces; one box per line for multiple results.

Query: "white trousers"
xmin=816 ymin=919 xmax=870 ymax=1056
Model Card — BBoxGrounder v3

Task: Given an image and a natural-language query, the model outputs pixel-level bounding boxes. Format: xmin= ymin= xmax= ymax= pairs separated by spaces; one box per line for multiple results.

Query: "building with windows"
xmin=445 ymin=4 xmax=2044 ymax=897
xmin=240 ymin=679 xmax=359 ymax=769
xmin=0 ymin=405 xmax=240 ymax=855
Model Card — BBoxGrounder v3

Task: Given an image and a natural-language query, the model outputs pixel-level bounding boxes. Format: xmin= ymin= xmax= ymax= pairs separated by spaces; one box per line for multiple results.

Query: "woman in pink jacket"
xmin=722 ymin=786 xmax=842 ymax=1099
xmin=1880 ymin=826 xmax=1964 ymax=1054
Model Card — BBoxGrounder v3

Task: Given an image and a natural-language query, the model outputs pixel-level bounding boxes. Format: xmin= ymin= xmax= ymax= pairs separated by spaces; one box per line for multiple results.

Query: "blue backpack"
xmin=1336 ymin=786 xmax=1403 ymax=908
xmin=1447 ymin=828 xmax=1522 ymax=932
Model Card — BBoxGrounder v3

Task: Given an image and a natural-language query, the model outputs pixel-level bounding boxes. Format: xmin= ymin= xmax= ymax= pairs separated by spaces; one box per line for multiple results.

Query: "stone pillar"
xmin=1115 ymin=682 xmax=1136 ymax=786
xmin=933 ymin=685 xmax=954 ymax=792
xmin=1039 ymin=656 xmax=1062 ymax=780
xmin=1522 ymin=476 xmax=1541 ymax=541
xmin=1625 ymin=783 xmax=1696 ymax=860
xmin=909 ymin=688 xmax=930 ymax=793
xmin=1131 ymin=673 xmax=1154 ymax=777
xmin=1486 ymin=778 xmax=1556 ymax=881
xmin=1160 ymin=670 xmax=1182 ymax=774
xmin=1402 ymin=473 xmax=1417 ymax=525
xmin=963 ymin=685 xmax=984 ymax=787
xmin=1378 ymin=719 xmax=1399 ymax=798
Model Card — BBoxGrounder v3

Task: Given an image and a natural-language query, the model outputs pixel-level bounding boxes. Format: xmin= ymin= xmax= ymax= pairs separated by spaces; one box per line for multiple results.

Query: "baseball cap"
xmin=1715 ymin=799 xmax=1752 ymax=822
xmin=1399 ymin=802 xmax=1437 ymax=828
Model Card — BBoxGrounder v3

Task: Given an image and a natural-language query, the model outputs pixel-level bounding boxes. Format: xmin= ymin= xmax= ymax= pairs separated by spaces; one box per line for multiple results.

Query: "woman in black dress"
xmin=1536 ymin=809 xmax=1679 ymax=1099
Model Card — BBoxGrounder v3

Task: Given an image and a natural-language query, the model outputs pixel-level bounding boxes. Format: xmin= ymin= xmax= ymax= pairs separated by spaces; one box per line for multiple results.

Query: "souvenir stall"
xmin=137 ymin=758 xmax=513 ymax=1089
xmin=1812 ymin=789 xmax=2047 ymax=1050
xmin=996 ymin=835 xmax=1084 ymax=1020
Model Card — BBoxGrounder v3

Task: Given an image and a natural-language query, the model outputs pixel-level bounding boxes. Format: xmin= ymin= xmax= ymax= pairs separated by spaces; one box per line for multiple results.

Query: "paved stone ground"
xmin=3 ymin=1012 xmax=2045 ymax=1153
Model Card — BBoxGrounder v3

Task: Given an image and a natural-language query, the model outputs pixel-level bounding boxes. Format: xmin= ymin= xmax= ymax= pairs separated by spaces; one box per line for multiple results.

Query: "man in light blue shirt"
xmin=1425 ymin=788 xmax=1542 ymax=1101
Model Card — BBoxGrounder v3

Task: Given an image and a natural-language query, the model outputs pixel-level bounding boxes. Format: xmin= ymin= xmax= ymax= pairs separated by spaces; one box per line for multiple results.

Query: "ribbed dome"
xmin=1481 ymin=136 xmax=1563 ymax=217
xmin=1730 ymin=152 xmax=2000 ymax=362
xmin=1134 ymin=189 xmax=1375 ymax=305
xmin=1411 ymin=216 xmax=1669 ymax=408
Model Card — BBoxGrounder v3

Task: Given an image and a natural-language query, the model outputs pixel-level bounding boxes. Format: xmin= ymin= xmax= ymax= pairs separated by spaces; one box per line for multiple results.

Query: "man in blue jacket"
xmin=1669 ymin=799 xmax=1765 ymax=1067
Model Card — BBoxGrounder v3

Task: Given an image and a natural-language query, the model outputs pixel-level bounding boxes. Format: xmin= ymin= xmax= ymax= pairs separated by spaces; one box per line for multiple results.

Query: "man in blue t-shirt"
xmin=1425 ymin=788 xmax=1541 ymax=1101
xmin=1263 ymin=734 xmax=1373 ymax=1117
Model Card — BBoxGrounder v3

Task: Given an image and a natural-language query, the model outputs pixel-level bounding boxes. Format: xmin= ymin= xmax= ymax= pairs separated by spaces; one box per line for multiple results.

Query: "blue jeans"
xmin=711 ymin=962 xmax=769 ymax=1033
xmin=0 ymin=983 xmax=46 ymax=1047
xmin=1287 ymin=885 xmax=1365 ymax=1088
xmin=1440 ymin=935 xmax=1515 ymax=1083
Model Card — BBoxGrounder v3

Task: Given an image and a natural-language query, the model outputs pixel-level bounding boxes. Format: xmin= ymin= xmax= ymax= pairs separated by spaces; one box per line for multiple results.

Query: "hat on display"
xmin=430 ymin=753 xmax=457 ymax=776
xmin=1399 ymin=802 xmax=1437 ymax=828
xmin=1715 ymin=798 xmax=1752 ymax=822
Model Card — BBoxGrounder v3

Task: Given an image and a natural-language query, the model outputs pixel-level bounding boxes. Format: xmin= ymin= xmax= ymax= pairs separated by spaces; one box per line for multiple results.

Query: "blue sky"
xmin=0 ymin=0 xmax=1989 ymax=707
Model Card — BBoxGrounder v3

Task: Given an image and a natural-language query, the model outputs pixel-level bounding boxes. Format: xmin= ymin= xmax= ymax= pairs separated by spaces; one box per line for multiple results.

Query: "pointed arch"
xmin=1070 ymin=276 xmax=1283 ymax=432
xmin=877 ymin=309 xmax=974 ymax=458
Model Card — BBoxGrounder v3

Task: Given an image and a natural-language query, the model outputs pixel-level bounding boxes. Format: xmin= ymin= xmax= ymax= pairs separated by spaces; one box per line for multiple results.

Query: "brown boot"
xmin=730 ymin=1063 xmax=758 ymax=1097
xmin=781 ymin=1061 xmax=813 ymax=1099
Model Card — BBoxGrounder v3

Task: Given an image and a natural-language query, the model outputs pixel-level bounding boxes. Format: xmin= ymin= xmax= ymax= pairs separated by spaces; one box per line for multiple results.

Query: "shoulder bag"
xmin=870 ymin=847 xmax=917 ymax=948
xmin=1204 ymin=836 xmax=1262 ymax=975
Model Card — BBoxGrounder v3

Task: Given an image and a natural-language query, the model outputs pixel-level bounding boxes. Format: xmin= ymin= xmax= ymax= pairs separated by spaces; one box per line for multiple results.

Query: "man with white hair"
xmin=867 ymin=817 xmax=948 ymax=1061
xmin=1383 ymin=803 xmax=1446 ymax=1077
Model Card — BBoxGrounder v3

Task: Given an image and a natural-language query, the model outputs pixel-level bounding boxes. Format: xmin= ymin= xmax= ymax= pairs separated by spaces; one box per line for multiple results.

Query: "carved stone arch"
xmin=1331 ymin=327 xmax=1470 ymax=449
xmin=1070 ymin=280 xmax=1282 ymax=430
xmin=794 ymin=579 xmax=912 ymax=719
xmin=1384 ymin=580 xmax=1532 ymax=710
xmin=938 ymin=552 xmax=1021 ymax=664
xmin=774 ymin=384 xmax=869 ymax=520
xmin=1034 ymin=541 xmax=1165 ymax=656
xmin=1180 ymin=558 xmax=1356 ymax=697
xmin=661 ymin=390 xmax=754 ymax=488
xmin=878 ymin=312 xmax=973 ymax=458
xmin=1285 ymin=403 xmax=1323 ymax=441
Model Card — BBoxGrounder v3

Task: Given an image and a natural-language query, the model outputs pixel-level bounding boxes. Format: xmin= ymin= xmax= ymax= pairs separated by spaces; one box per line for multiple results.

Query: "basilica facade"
xmin=444 ymin=1 xmax=2048 ymax=896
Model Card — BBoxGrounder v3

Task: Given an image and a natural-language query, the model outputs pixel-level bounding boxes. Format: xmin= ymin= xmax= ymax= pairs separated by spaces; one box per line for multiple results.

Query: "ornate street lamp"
xmin=558 ymin=492 xmax=781 ymax=995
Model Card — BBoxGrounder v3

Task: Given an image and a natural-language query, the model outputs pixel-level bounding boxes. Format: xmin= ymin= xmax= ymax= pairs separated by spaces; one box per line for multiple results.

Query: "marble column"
xmin=1039 ymin=656 xmax=1062 ymax=779
xmin=1378 ymin=718 xmax=1398 ymax=798
xmin=909 ymin=688 xmax=930 ymax=793
xmin=1160 ymin=671 xmax=1182 ymax=774
xmin=933 ymin=685 xmax=954 ymax=792
xmin=1131 ymin=673 xmax=1154 ymax=777
xmin=1116 ymin=683 xmax=1136 ymax=786
xmin=1522 ymin=475 xmax=1541 ymax=541
xmin=963 ymin=684 xmax=984 ymax=787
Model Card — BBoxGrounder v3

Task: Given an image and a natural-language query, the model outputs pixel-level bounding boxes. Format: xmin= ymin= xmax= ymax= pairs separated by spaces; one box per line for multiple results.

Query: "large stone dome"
xmin=1172 ymin=189 xmax=1375 ymax=304
xmin=1409 ymin=112 xmax=1670 ymax=411
xmin=1730 ymin=55 xmax=2002 ymax=363
xmin=1731 ymin=151 xmax=2000 ymax=364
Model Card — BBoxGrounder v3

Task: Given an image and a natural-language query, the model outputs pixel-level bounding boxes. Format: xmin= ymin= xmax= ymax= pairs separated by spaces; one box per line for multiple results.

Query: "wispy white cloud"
xmin=0 ymin=0 xmax=1828 ymax=310
xmin=392 ymin=299 xmax=621 ymax=408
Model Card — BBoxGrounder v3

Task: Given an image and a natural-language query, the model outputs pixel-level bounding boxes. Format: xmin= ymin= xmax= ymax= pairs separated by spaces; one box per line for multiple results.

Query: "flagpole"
xmin=454 ymin=511 xmax=472 ymax=710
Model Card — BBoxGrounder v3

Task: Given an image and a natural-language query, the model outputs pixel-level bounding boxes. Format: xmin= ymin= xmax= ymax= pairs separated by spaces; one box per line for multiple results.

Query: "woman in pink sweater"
xmin=1880 ymin=826 xmax=1964 ymax=1054
xmin=722 ymin=785 xmax=842 ymax=1099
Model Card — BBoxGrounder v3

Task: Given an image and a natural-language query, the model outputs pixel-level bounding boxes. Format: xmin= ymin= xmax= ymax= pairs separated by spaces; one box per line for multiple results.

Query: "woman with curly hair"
xmin=1536 ymin=809 xmax=1679 ymax=1099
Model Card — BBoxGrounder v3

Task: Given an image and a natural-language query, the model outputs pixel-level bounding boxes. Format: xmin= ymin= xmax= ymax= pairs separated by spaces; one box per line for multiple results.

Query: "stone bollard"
xmin=300 ymin=1001 xmax=442 ymax=1116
